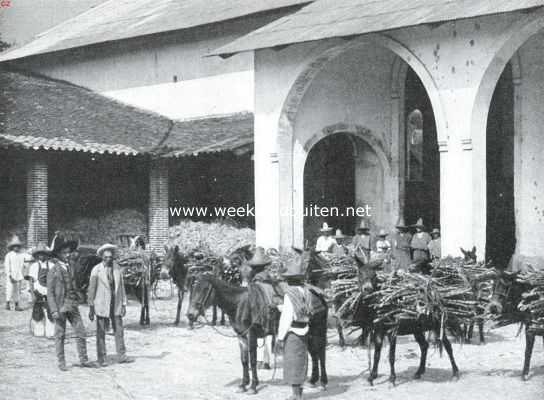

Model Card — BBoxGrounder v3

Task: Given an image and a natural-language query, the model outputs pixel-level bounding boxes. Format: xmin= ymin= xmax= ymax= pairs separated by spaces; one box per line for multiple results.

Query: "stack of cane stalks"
xmin=517 ymin=269 xmax=544 ymax=333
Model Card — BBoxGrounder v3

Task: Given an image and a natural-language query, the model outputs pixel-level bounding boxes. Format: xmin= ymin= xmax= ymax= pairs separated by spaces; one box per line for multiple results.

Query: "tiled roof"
xmin=161 ymin=113 xmax=254 ymax=157
xmin=0 ymin=0 xmax=312 ymax=62
xmin=213 ymin=0 xmax=544 ymax=56
xmin=0 ymin=69 xmax=254 ymax=157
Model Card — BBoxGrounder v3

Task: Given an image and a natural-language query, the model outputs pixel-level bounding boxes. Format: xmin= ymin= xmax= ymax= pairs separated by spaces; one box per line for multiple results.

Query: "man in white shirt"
xmin=314 ymin=223 xmax=337 ymax=254
xmin=28 ymin=243 xmax=55 ymax=337
xmin=4 ymin=235 xmax=26 ymax=311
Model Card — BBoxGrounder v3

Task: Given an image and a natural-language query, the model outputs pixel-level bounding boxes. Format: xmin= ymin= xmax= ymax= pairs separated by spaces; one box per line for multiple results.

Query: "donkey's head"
xmin=354 ymin=252 xmax=383 ymax=295
xmin=460 ymin=246 xmax=477 ymax=263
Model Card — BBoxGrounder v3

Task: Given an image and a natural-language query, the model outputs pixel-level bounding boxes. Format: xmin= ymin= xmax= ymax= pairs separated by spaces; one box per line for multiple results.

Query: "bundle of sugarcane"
xmin=168 ymin=219 xmax=255 ymax=256
xmin=517 ymin=270 xmax=544 ymax=333
xmin=368 ymin=272 xmax=478 ymax=331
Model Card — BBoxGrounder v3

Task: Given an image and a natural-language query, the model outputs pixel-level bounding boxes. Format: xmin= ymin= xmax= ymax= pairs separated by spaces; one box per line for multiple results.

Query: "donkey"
xmin=488 ymin=268 xmax=543 ymax=380
xmin=187 ymin=272 xmax=329 ymax=394
xmin=353 ymin=254 xmax=460 ymax=386
xmin=160 ymin=245 xmax=190 ymax=326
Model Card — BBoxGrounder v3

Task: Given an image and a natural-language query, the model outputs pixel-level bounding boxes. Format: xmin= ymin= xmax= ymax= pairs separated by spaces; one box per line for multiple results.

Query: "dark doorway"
xmin=404 ymin=68 xmax=440 ymax=228
xmin=304 ymin=133 xmax=355 ymax=245
xmin=486 ymin=63 xmax=516 ymax=265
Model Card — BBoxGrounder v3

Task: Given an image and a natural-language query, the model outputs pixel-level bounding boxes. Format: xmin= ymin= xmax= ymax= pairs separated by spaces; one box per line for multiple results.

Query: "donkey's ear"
xmin=292 ymin=246 xmax=303 ymax=255
xmin=460 ymin=247 xmax=467 ymax=255
xmin=472 ymin=246 xmax=477 ymax=254
xmin=175 ymin=245 xmax=180 ymax=253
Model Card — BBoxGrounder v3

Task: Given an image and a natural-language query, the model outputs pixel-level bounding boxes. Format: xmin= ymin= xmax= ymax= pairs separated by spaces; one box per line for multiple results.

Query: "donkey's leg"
xmin=237 ymin=337 xmax=250 ymax=392
xmin=368 ymin=331 xmax=383 ymax=385
xmin=388 ymin=334 xmax=397 ymax=385
xmin=307 ymin=333 xmax=319 ymax=386
xmin=175 ymin=289 xmax=184 ymax=326
xmin=522 ymin=329 xmax=536 ymax=381
xmin=220 ymin=309 xmax=226 ymax=326
xmin=466 ymin=322 xmax=474 ymax=343
xmin=413 ymin=332 xmax=429 ymax=379
xmin=211 ymin=305 xmax=217 ymax=326
xmin=337 ymin=321 xmax=346 ymax=349
xmin=145 ymin=284 xmax=150 ymax=325
xmin=248 ymin=331 xmax=259 ymax=394
xmin=478 ymin=320 xmax=485 ymax=344
xmin=442 ymin=334 xmax=460 ymax=379
xmin=319 ymin=337 xmax=328 ymax=389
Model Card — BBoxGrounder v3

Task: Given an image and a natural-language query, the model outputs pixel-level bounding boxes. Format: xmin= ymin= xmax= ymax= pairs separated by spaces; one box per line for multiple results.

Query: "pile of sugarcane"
xmin=368 ymin=272 xmax=478 ymax=330
xmin=517 ymin=270 xmax=544 ymax=333
xmin=117 ymin=248 xmax=158 ymax=286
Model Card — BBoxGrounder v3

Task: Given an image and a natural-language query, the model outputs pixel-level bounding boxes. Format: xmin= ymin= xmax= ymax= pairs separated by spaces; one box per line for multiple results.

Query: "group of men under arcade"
xmin=315 ymin=217 xmax=441 ymax=270
xmin=4 ymin=235 xmax=134 ymax=371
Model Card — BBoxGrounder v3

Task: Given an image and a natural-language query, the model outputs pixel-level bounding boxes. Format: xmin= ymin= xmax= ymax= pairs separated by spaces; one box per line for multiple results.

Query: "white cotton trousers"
xmin=5 ymin=278 xmax=21 ymax=303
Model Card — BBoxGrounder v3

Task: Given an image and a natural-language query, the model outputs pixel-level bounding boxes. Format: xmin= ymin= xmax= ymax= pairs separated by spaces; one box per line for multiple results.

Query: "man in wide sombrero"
xmin=28 ymin=243 xmax=55 ymax=337
xmin=4 ymin=235 xmax=27 ymax=311
xmin=277 ymin=260 xmax=312 ymax=400
xmin=391 ymin=217 xmax=412 ymax=272
xmin=47 ymin=237 xmax=93 ymax=371
xmin=410 ymin=218 xmax=432 ymax=262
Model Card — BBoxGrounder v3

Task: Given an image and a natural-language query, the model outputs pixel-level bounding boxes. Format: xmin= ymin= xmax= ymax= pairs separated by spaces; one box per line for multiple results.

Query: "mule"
xmin=353 ymin=255 xmax=460 ymax=386
xmin=488 ymin=268 xmax=543 ymax=381
xmin=186 ymin=273 xmax=329 ymax=394
xmin=304 ymin=248 xmax=347 ymax=348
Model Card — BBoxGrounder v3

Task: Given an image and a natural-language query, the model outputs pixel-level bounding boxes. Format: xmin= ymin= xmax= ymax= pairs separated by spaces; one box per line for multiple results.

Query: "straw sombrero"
xmin=334 ymin=229 xmax=346 ymax=239
xmin=413 ymin=218 xmax=425 ymax=229
xmin=320 ymin=222 xmax=333 ymax=232
xmin=357 ymin=220 xmax=370 ymax=232
xmin=431 ymin=228 xmax=441 ymax=236
xmin=97 ymin=243 xmax=118 ymax=258
xmin=247 ymin=247 xmax=272 ymax=268
xmin=378 ymin=229 xmax=388 ymax=237
xmin=6 ymin=235 xmax=23 ymax=250
xmin=395 ymin=217 xmax=407 ymax=229
xmin=281 ymin=259 xmax=305 ymax=279
xmin=32 ymin=242 xmax=52 ymax=258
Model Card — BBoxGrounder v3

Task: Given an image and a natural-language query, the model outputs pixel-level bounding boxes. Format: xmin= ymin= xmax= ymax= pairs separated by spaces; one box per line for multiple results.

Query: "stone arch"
xmin=277 ymin=33 xmax=445 ymax=248
xmin=469 ymin=12 xmax=543 ymax=263
xmin=302 ymin=122 xmax=391 ymax=176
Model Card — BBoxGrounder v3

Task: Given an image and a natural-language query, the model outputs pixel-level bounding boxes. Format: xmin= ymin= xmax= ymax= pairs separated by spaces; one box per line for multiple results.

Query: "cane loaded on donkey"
xmin=28 ymin=243 xmax=55 ymax=337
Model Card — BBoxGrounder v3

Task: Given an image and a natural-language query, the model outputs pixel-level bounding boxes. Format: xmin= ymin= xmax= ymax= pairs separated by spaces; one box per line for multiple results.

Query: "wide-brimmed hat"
xmin=378 ymin=229 xmax=388 ymax=237
xmin=334 ymin=229 xmax=346 ymax=239
xmin=357 ymin=220 xmax=370 ymax=232
xmin=395 ymin=217 xmax=407 ymax=229
xmin=32 ymin=242 xmax=52 ymax=258
xmin=281 ymin=259 xmax=305 ymax=280
xmin=51 ymin=237 xmax=78 ymax=256
xmin=431 ymin=228 xmax=441 ymax=236
xmin=320 ymin=222 xmax=333 ymax=232
xmin=413 ymin=218 xmax=425 ymax=229
xmin=247 ymin=247 xmax=272 ymax=268
xmin=6 ymin=235 xmax=23 ymax=250
xmin=97 ymin=243 xmax=118 ymax=258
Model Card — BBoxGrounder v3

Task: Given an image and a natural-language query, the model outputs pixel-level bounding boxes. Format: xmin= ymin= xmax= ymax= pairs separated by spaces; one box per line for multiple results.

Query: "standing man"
xmin=352 ymin=220 xmax=372 ymax=260
xmin=4 ymin=235 xmax=26 ymax=311
xmin=276 ymin=260 xmax=311 ymax=400
xmin=410 ymin=218 xmax=432 ymax=262
xmin=428 ymin=228 xmax=441 ymax=261
xmin=392 ymin=217 xmax=412 ymax=272
xmin=88 ymin=244 xmax=133 ymax=367
xmin=28 ymin=243 xmax=55 ymax=337
xmin=315 ymin=223 xmax=337 ymax=254
xmin=47 ymin=238 xmax=93 ymax=371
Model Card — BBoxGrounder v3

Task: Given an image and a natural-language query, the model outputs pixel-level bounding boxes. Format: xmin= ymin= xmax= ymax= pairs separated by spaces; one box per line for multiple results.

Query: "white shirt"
xmin=315 ymin=236 xmax=337 ymax=253
xmin=28 ymin=261 xmax=50 ymax=296
xmin=376 ymin=239 xmax=391 ymax=253
xmin=4 ymin=251 xmax=27 ymax=281
xmin=278 ymin=287 xmax=310 ymax=340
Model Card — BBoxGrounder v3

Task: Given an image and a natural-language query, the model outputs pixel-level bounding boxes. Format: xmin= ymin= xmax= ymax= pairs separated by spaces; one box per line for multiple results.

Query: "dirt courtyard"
xmin=0 ymin=278 xmax=542 ymax=400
